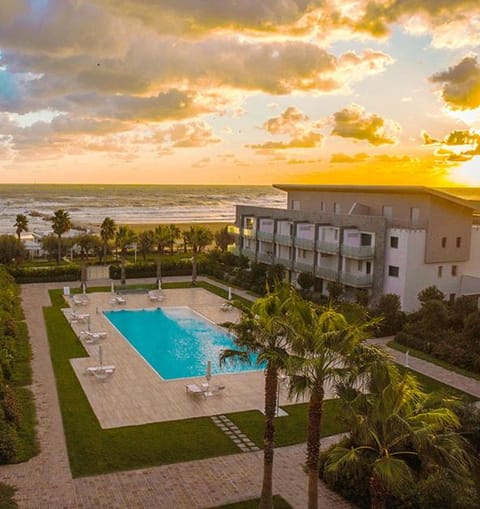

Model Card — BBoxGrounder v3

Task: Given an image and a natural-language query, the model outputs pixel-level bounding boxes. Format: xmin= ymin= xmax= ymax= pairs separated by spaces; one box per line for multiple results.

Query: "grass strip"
xmin=44 ymin=297 xmax=238 ymax=477
xmin=388 ymin=339 xmax=480 ymax=382
xmin=207 ymin=495 xmax=291 ymax=508
xmin=13 ymin=387 xmax=39 ymax=462
xmin=227 ymin=399 xmax=347 ymax=448
xmin=0 ymin=483 xmax=17 ymax=509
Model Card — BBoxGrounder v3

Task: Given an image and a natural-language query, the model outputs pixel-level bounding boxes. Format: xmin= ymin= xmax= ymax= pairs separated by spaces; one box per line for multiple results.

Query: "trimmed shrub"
xmin=8 ymin=265 xmax=81 ymax=283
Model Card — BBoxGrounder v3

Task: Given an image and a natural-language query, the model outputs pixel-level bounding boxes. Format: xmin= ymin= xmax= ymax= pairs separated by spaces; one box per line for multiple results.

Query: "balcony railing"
xmin=241 ymin=248 xmax=256 ymax=259
xmin=317 ymin=240 xmax=339 ymax=254
xmin=294 ymin=237 xmax=315 ymax=250
xmin=314 ymin=266 xmax=338 ymax=281
xmin=340 ymin=272 xmax=373 ymax=287
xmin=242 ymin=228 xmax=256 ymax=238
xmin=258 ymin=253 xmax=274 ymax=263
xmin=257 ymin=231 xmax=274 ymax=241
xmin=228 ymin=225 xmax=240 ymax=235
xmin=294 ymin=260 xmax=314 ymax=273
xmin=275 ymin=234 xmax=293 ymax=246
xmin=341 ymin=244 xmax=375 ymax=259
xmin=274 ymin=256 xmax=293 ymax=267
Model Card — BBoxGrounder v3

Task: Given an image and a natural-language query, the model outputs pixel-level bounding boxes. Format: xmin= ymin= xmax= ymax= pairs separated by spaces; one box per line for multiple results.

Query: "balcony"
xmin=295 ymin=237 xmax=315 ymax=250
xmin=341 ymin=244 xmax=375 ymax=259
xmin=340 ymin=272 xmax=373 ymax=287
xmin=258 ymin=252 xmax=274 ymax=264
xmin=294 ymin=260 xmax=314 ymax=273
xmin=227 ymin=245 xmax=240 ymax=256
xmin=241 ymin=248 xmax=256 ymax=259
xmin=257 ymin=231 xmax=274 ymax=241
xmin=274 ymin=256 xmax=293 ymax=267
xmin=317 ymin=240 xmax=339 ymax=254
xmin=314 ymin=266 xmax=338 ymax=281
xmin=228 ymin=225 xmax=240 ymax=236
xmin=242 ymin=228 xmax=256 ymax=238
xmin=275 ymin=234 xmax=293 ymax=246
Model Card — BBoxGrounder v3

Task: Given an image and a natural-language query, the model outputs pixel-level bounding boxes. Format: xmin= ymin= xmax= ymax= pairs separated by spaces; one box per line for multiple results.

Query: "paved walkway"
xmin=0 ymin=279 xmax=350 ymax=509
xmin=371 ymin=337 xmax=480 ymax=399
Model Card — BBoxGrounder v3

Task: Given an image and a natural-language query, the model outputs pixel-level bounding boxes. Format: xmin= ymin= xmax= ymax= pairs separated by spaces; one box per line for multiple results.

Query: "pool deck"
xmin=66 ymin=288 xmax=323 ymax=429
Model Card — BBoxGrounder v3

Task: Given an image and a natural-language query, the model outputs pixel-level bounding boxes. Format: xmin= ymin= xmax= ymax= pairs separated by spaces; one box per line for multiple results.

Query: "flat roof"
xmin=273 ymin=184 xmax=480 ymax=212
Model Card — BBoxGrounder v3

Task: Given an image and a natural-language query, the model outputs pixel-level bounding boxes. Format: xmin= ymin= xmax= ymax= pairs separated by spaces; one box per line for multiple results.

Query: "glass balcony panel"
xmin=340 ymin=272 xmax=373 ymax=287
xmin=295 ymin=237 xmax=314 ymax=250
xmin=317 ymin=240 xmax=339 ymax=254
xmin=275 ymin=234 xmax=293 ymax=246
xmin=258 ymin=253 xmax=274 ymax=263
xmin=257 ymin=231 xmax=274 ymax=241
xmin=294 ymin=261 xmax=314 ymax=273
xmin=341 ymin=245 xmax=375 ymax=259
xmin=241 ymin=248 xmax=256 ymax=259
xmin=314 ymin=266 xmax=338 ymax=281
xmin=274 ymin=256 xmax=292 ymax=267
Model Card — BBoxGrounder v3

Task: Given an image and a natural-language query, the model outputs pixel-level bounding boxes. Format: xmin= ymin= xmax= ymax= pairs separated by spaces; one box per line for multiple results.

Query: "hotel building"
xmin=232 ymin=185 xmax=480 ymax=311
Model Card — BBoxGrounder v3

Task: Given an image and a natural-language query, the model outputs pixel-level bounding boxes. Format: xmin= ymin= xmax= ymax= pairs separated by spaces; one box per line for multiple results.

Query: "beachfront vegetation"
xmin=115 ymin=226 xmax=137 ymax=286
xmin=0 ymin=267 xmax=38 ymax=465
xmin=184 ymin=225 xmax=214 ymax=284
xmin=100 ymin=217 xmax=116 ymax=264
xmin=0 ymin=235 xmax=26 ymax=266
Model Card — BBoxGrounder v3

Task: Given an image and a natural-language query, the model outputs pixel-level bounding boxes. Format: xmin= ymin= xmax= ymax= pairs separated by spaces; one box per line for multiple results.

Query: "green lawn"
xmin=208 ymin=495 xmax=291 ymax=508
xmin=388 ymin=339 xmax=480 ymax=382
xmin=0 ymin=483 xmax=17 ymax=509
xmin=227 ymin=399 xmax=347 ymax=448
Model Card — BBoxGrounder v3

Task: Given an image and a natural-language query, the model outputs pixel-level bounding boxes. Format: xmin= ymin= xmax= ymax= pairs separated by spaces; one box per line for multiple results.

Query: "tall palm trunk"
xmin=103 ymin=243 xmax=107 ymax=264
xmin=57 ymin=234 xmax=62 ymax=264
xmin=156 ymin=256 xmax=162 ymax=284
xmin=306 ymin=382 xmax=324 ymax=509
xmin=259 ymin=363 xmax=278 ymax=509
xmin=81 ymin=252 xmax=87 ymax=289
xmin=369 ymin=472 xmax=388 ymax=509
xmin=121 ymin=251 xmax=127 ymax=286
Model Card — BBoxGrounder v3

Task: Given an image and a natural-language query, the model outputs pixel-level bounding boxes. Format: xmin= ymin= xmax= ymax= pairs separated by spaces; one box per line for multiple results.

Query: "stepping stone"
xmin=232 ymin=438 xmax=242 ymax=444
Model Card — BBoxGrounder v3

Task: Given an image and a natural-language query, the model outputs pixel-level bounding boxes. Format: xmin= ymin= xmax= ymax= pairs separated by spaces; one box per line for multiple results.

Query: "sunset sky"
xmin=0 ymin=0 xmax=479 ymax=185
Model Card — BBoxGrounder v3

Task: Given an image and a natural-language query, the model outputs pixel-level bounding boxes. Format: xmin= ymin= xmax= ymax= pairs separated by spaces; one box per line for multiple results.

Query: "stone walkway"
xmin=0 ymin=279 xmax=351 ymax=509
xmin=371 ymin=337 xmax=480 ymax=399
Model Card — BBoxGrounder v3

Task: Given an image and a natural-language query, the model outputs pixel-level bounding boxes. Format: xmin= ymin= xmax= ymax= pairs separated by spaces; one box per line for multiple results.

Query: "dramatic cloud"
xmin=430 ymin=56 xmax=480 ymax=110
xmin=152 ymin=121 xmax=221 ymax=148
xmin=263 ymin=107 xmax=308 ymax=136
xmin=422 ymin=128 xmax=480 ymax=162
xmin=249 ymin=131 xmax=323 ymax=150
xmin=331 ymin=104 xmax=400 ymax=145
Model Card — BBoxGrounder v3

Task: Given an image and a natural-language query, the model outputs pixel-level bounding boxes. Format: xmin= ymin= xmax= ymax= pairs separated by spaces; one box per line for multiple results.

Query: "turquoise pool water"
xmin=103 ymin=307 xmax=256 ymax=380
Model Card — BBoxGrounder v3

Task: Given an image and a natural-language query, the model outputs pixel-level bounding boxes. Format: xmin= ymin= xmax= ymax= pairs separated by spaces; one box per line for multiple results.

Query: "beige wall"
xmin=425 ymin=197 xmax=472 ymax=263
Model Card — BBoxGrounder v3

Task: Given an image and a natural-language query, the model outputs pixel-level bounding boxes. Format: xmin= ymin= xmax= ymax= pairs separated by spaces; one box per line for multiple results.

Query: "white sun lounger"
xmin=80 ymin=331 xmax=107 ymax=343
xmin=205 ymin=385 xmax=226 ymax=398
xmin=72 ymin=294 xmax=89 ymax=305
xmin=220 ymin=302 xmax=233 ymax=311
xmin=110 ymin=296 xmax=127 ymax=305
xmin=186 ymin=383 xmax=209 ymax=395
xmin=85 ymin=365 xmax=116 ymax=379
xmin=69 ymin=311 xmax=90 ymax=323
xmin=148 ymin=290 xmax=165 ymax=301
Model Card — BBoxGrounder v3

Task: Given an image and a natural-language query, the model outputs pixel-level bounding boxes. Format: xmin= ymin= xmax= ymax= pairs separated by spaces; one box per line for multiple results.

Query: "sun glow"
xmin=448 ymin=156 xmax=480 ymax=185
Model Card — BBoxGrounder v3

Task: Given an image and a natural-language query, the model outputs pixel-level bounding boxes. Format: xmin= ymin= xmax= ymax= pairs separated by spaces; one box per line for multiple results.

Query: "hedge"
xmin=8 ymin=265 xmax=81 ymax=284
xmin=109 ymin=259 xmax=192 ymax=279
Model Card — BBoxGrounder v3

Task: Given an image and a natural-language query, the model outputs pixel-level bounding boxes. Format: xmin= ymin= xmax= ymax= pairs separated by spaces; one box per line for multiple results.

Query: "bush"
xmin=0 ymin=422 xmax=17 ymax=463
xmin=297 ymin=272 xmax=314 ymax=291
xmin=373 ymin=294 xmax=405 ymax=337
xmin=418 ymin=285 xmax=445 ymax=304
xmin=109 ymin=259 xmax=192 ymax=279
xmin=8 ymin=265 xmax=81 ymax=283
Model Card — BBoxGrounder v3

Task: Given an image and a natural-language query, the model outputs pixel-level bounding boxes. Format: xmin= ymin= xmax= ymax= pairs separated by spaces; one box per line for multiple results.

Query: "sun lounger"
xmin=72 ymin=294 xmax=89 ymax=305
xmin=85 ymin=365 xmax=116 ymax=380
xmin=69 ymin=311 xmax=90 ymax=323
xmin=204 ymin=385 xmax=226 ymax=398
xmin=220 ymin=302 xmax=233 ymax=311
xmin=148 ymin=290 xmax=164 ymax=301
xmin=80 ymin=330 xmax=107 ymax=343
xmin=186 ymin=383 xmax=209 ymax=395
xmin=110 ymin=296 xmax=127 ymax=305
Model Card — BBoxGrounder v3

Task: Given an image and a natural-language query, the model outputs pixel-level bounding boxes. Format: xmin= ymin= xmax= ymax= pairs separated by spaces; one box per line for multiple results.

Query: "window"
xmin=456 ymin=237 xmax=462 ymax=248
xmin=382 ymin=206 xmax=393 ymax=219
xmin=333 ymin=229 xmax=339 ymax=241
xmin=334 ymin=202 xmax=341 ymax=214
xmin=361 ymin=233 xmax=372 ymax=246
xmin=320 ymin=201 xmax=325 ymax=212
xmin=388 ymin=265 xmax=399 ymax=277
xmin=441 ymin=237 xmax=447 ymax=248
xmin=390 ymin=236 xmax=399 ymax=249
xmin=366 ymin=262 xmax=372 ymax=275
xmin=291 ymin=200 xmax=300 ymax=210
xmin=357 ymin=260 xmax=363 ymax=271
xmin=438 ymin=265 xmax=443 ymax=277
xmin=452 ymin=265 xmax=457 ymax=276
xmin=410 ymin=207 xmax=420 ymax=223
xmin=449 ymin=293 xmax=456 ymax=304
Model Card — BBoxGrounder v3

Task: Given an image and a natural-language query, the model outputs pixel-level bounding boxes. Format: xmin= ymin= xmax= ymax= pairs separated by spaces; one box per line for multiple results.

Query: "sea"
xmin=0 ymin=184 xmax=287 ymax=234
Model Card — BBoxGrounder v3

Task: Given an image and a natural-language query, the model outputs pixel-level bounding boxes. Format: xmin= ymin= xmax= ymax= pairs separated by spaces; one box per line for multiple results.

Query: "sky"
xmin=0 ymin=0 xmax=479 ymax=186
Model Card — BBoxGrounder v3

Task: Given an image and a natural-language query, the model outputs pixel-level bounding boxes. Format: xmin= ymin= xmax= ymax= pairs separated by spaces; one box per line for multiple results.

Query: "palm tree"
xmin=14 ymin=214 xmax=28 ymax=244
xmin=325 ymin=363 xmax=472 ymax=509
xmin=220 ymin=285 xmax=291 ymax=509
xmin=76 ymin=233 xmax=98 ymax=288
xmin=284 ymin=293 xmax=382 ymax=509
xmin=138 ymin=230 xmax=155 ymax=261
xmin=184 ymin=225 xmax=213 ymax=284
xmin=115 ymin=226 xmax=136 ymax=286
xmin=154 ymin=225 xmax=170 ymax=256
xmin=51 ymin=209 xmax=72 ymax=264
xmin=167 ymin=224 xmax=180 ymax=254
xmin=100 ymin=217 xmax=116 ymax=264
xmin=214 ymin=226 xmax=234 ymax=252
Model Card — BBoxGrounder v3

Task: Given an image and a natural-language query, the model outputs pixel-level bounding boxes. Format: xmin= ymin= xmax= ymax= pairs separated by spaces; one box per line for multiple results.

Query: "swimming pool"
xmin=104 ymin=307 xmax=257 ymax=380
